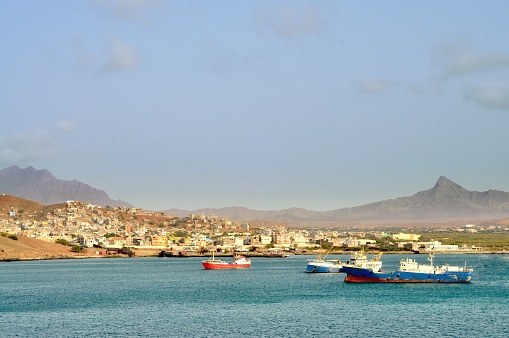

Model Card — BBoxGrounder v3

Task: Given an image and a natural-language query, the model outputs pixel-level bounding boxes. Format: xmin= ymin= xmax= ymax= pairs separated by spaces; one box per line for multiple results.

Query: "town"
xmin=1 ymin=196 xmax=508 ymax=256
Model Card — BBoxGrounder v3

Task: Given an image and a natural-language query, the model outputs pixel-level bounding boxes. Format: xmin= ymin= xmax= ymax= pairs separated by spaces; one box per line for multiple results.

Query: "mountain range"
xmin=166 ymin=176 xmax=509 ymax=224
xmin=2 ymin=165 xmax=509 ymax=224
xmin=0 ymin=166 xmax=131 ymax=208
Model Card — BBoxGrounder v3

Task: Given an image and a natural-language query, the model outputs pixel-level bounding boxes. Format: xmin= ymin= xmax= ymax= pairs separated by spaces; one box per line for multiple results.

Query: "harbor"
xmin=1 ymin=253 xmax=506 ymax=337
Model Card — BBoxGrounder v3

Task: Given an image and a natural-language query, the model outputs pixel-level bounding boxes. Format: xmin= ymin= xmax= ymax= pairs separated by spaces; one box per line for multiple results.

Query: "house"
xmin=392 ymin=233 xmax=421 ymax=241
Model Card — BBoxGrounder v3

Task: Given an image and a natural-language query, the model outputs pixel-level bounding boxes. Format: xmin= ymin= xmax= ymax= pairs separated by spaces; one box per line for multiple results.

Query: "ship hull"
xmin=342 ymin=267 xmax=472 ymax=283
xmin=202 ymin=261 xmax=250 ymax=269
xmin=306 ymin=261 xmax=342 ymax=273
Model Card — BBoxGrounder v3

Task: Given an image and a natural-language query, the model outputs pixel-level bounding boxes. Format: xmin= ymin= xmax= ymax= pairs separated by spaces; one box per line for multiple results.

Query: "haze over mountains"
xmin=166 ymin=176 xmax=509 ymax=223
xmin=0 ymin=166 xmax=131 ymax=208
xmin=1 ymin=166 xmax=509 ymax=224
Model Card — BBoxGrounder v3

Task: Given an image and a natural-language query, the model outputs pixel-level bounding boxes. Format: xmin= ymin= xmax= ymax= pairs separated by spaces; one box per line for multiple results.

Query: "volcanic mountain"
xmin=0 ymin=166 xmax=131 ymax=207
xmin=166 ymin=176 xmax=509 ymax=223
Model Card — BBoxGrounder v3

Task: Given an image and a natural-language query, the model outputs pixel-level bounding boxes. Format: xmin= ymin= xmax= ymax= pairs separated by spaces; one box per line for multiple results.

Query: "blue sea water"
xmin=1 ymin=254 xmax=509 ymax=337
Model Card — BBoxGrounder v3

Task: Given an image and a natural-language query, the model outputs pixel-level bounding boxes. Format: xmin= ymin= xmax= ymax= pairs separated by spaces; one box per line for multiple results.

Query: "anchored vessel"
xmin=306 ymin=258 xmax=342 ymax=273
xmin=342 ymin=253 xmax=473 ymax=283
xmin=306 ymin=248 xmax=342 ymax=273
xmin=339 ymin=251 xmax=383 ymax=272
xmin=202 ymin=252 xmax=251 ymax=270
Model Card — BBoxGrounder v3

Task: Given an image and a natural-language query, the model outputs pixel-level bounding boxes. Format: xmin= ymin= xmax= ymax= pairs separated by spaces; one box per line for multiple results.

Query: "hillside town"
xmin=1 ymin=196 xmax=501 ymax=255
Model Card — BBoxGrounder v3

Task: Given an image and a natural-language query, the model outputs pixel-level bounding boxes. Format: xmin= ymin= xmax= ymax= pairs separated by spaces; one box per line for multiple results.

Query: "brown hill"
xmin=0 ymin=235 xmax=79 ymax=260
xmin=0 ymin=235 xmax=162 ymax=261
xmin=0 ymin=194 xmax=45 ymax=214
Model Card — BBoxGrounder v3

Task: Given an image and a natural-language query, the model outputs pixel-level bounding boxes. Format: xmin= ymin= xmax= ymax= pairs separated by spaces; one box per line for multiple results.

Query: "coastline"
xmin=2 ymin=248 xmax=506 ymax=263
xmin=1 ymin=234 xmax=506 ymax=263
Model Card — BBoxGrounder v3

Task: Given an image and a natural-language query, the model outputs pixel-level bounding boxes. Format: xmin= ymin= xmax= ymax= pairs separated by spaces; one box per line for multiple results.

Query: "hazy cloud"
xmin=71 ymin=36 xmax=139 ymax=74
xmin=55 ymin=121 xmax=77 ymax=133
xmin=257 ymin=5 xmax=323 ymax=38
xmin=358 ymin=79 xmax=393 ymax=93
xmin=91 ymin=0 xmax=162 ymax=24
xmin=71 ymin=35 xmax=96 ymax=71
xmin=0 ymin=128 xmax=56 ymax=165
xmin=464 ymin=82 xmax=509 ymax=110
xmin=101 ymin=38 xmax=139 ymax=72
xmin=0 ymin=122 xmax=77 ymax=166
xmin=432 ymin=38 xmax=509 ymax=79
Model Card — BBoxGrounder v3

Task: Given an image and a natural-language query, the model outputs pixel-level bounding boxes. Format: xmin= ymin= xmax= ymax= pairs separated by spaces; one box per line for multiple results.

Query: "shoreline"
xmin=2 ymin=249 xmax=506 ymax=263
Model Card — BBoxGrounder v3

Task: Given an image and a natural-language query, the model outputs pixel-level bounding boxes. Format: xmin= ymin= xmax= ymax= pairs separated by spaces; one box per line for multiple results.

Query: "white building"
xmin=413 ymin=240 xmax=458 ymax=252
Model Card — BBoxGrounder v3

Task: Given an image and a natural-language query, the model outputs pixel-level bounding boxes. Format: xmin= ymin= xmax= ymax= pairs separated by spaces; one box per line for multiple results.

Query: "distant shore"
xmin=2 ymin=248 xmax=507 ymax=263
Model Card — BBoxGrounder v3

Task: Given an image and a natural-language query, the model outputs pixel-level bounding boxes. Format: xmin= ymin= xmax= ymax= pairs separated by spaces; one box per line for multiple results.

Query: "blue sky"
xmin=2 ymin=0 xmax=509 ymax=211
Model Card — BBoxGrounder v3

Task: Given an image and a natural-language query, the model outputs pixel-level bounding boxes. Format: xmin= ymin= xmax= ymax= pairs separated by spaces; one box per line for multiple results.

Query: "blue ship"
xmin=306 ymin=248 xmax=342 ymax=273
xmin=306 ymin=259 xmax=342 ymax=273
xmin=342 ymin=253 xmax=473 ymax=283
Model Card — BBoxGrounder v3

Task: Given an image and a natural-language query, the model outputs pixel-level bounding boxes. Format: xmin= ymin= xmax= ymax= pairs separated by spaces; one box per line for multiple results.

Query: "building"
xmin=392 ymin=233 xmax=421 ymax=241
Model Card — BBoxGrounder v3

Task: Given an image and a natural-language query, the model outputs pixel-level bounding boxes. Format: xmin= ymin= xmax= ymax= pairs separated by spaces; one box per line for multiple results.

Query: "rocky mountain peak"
xmin=0 ymin=166 xmax=132 ymax=207
xmin=435 ymin=176 xmax=455 ymax=188
xmin=431 ymin=176 xmax=468 ymax=197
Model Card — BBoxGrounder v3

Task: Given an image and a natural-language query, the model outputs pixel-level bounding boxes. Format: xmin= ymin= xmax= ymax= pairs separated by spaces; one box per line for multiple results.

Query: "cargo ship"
xmin=342 ymin=253 xmax=473 ymax=283
xmin=202 ymin=252 xmax=251 ymax=270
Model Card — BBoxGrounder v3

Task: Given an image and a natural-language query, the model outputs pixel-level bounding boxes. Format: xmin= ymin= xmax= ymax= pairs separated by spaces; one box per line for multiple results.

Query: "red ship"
xmin=202 ymin=251 xmax=251 ymax=270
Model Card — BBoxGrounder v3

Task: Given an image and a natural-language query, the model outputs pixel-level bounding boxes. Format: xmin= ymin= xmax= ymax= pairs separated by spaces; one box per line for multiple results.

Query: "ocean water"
xmin=1 ymin=254 xmax=509 ymax=338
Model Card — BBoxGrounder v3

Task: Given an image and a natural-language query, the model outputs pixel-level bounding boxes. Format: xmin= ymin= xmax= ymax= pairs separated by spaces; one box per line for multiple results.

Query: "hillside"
xmin=0 ymin=166 xmax=132 ymax=208
xmin=0 ymin=194 xmax=45 ymax=214
xmin=0 ymin=235 xmax=81 ymax=260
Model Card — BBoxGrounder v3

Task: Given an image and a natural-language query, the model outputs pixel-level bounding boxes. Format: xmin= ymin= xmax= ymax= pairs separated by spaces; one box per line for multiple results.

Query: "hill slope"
xmin=0 ymin=166 xmax=132 ymax=207
xmin=0 ymin=235 xmax=77 ymax=260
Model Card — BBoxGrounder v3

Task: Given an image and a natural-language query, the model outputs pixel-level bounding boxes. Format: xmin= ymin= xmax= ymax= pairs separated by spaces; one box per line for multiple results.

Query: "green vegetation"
xmin=173 ymin=231 xmax=188 ymax=237
xmin=420 ymin=232 xmax=509 ymax=250
xmin=379 ymin=247 xmax=406 ymax=252
xmin=55 ymin=238 xmax=71 ymax=246
xmin=320 ymin=243 xmax=331 ymax=250
xmin=342 ymin=247 xmax=362 ymax=252
xmin=1 ymin=233 xmax=18 ymax=240
xmin=104 ymin=233 xmax=117 ymax=238
xmin=71 ymin=245 xmax=84 ymax=253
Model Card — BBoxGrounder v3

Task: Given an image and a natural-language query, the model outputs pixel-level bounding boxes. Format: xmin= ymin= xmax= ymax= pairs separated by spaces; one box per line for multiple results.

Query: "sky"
xmin=2 ymin=1 xmax=509 ymax=212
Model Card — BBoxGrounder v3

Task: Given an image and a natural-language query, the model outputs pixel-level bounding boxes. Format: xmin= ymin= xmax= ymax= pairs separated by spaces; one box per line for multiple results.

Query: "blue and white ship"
xmin=342 ymin=253 xmax=473 ymax=283
xmin=339 ymin=251 xmax=383 ymax=272
xmin=306 ymin=249 xmax=342 ymax=273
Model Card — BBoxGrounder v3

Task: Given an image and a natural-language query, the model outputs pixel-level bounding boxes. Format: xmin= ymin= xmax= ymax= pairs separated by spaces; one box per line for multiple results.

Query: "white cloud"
xmin=101 ymin=38 xmax=139 ymax=72
xmin=432 ymin=38 xmax=509 ymax=79
xmin=257 ymin=5 xmax=323 ymax=38
xmin=358 ymin=79 xmax=393 ymax=93
xmin=464 ymin=82 xmax=509 ymax=110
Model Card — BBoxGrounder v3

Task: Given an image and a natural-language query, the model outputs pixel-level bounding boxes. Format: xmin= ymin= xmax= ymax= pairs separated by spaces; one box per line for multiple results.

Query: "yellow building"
xmin=392 ymin=233 xmax=421 ymax=241
xmin=150 ymin=236 xmax=168 ymax=247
